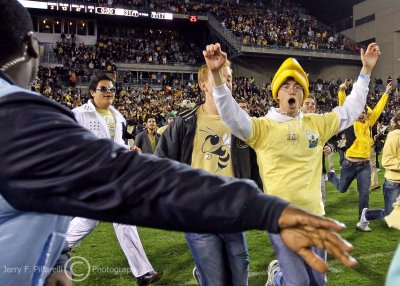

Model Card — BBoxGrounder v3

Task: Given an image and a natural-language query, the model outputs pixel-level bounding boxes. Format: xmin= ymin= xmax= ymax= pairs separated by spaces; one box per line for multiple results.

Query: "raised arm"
xmin=334 ymin=43 xmax=381 ymax=132
xmin=368 ymin=82 xmax=391 ymax=126
xmin=203 ymin=43 xmax=252 ymax=141
xmin=337 ymin=80 xmax=349 ymax=107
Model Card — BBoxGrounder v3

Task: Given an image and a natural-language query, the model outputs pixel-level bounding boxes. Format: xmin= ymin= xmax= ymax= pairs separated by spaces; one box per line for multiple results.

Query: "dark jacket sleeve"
xmin=134 ymin=131 xmax=144 ymax=149
xmin=0 ymin=94 xmax=289 ymax=234
xmin=122 ymin=122 xmax=135 ymax=141
xmin=155 ymin=115 xmax=184 ymax=161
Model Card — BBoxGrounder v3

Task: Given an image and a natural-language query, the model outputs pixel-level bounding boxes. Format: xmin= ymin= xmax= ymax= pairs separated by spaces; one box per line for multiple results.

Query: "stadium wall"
xmin=342 ymin=0 xmax=400 ymax=80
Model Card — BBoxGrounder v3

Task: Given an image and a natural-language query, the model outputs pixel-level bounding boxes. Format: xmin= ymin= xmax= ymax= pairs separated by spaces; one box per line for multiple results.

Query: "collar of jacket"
xmin=86 ymin=99 xmax=126 ymax=123
xmin=0 ymin=71 xmax=15 ymax=85
xmin=265 ymin=107 xmax=304 ymax=122
xmin=179 ymin=101 xmax=204 ymax=121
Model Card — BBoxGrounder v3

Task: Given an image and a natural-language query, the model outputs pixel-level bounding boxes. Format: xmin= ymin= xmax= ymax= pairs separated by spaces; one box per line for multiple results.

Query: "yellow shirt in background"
xmin=382 ymin=129 xmax=400 ymax=183
xmin=148 ymin=134 xmax=157 ymax=153
xmin=96 ymin=107 xmax=116 ymax=140
xmin=247 ymin=112 xmax=339 ymax=215
xmin=191 ymin=106 xmax=234 ymax=177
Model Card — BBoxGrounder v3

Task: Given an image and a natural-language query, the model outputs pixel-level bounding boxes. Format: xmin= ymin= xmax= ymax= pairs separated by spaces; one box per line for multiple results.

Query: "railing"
xmin=241 ymin=43 xmax=359 ymax=56
xmin=207 ymin=13 xmax=241 ymax=54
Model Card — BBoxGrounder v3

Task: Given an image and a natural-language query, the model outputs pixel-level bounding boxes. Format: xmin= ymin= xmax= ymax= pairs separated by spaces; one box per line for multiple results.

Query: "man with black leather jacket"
xmin=156 ymin=103 xmax=262 ymax=186
xmin=156 ymin=62 xmax=261 ymax=285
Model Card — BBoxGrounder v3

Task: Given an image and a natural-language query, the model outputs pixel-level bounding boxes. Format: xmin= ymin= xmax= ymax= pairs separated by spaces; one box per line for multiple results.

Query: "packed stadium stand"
xmin=21 ymin=0 xmax=399 ymax=128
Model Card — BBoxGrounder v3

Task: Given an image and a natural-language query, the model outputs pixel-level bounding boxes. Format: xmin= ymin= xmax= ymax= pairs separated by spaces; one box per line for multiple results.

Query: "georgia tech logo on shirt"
xmin=287 ymin=132 xmax=297 ymax=142
xmin=306 ymin=130 xmax=319 ymax=148
xmin=200 ymin=127 xmax=231 ymax=172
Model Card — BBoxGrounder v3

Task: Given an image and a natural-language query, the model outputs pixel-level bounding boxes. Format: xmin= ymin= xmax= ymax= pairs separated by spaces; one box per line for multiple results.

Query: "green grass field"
xmin=71 ymin=153 xmax=400 ymax=285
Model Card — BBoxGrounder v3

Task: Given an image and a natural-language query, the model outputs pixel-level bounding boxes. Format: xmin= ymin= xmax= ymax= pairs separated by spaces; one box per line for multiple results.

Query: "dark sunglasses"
xmin=96 ymin=86 xmax=116 ymax=93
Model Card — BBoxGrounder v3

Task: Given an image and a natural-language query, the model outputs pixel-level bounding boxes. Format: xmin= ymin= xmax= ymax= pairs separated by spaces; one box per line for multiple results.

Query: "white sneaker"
xmin=360 ymin=207 xmax=369 ymax=224
xmin=192 ymin=267 xmax=200 ymax=284
xmin=265 ymin=260 xmax=280 ymax=286
xmin=356 ymin=222 xmax=372 ymax=231
xmin=356 ymin=208 xmax=371 ymax=231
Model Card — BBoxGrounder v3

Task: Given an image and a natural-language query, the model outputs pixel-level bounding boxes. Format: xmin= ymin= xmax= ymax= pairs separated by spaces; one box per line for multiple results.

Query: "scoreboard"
xmin=18 ymin=0 xmax=174 ymax=20
xmin=48 ymin=2 xmax=95 ymax=13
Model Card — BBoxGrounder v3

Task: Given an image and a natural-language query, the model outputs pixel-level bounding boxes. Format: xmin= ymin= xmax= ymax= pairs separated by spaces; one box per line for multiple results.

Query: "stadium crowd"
xmin=212 ymin=5 xmax=358 ymax=52
xmin=33 ymin=64 xmax=399 ymax=135
xmin=54 ymin=27 xmax=202 ymax=68
xmin=41 ymin=0 xmax=358 ymax=63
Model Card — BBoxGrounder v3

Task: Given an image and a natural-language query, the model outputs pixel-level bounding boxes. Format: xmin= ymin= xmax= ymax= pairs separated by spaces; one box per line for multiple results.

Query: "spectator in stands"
xmin=238 ymin=101 xmax=250 ymax=114
xmin=69 ymin=71 xmax=77 ymax=87
xmin=135 ymin=115 xmax=160 ymax=153
xmin=66 ymin=74 xmax=162 ymax=285
xmin=157 ymin=112 xmax=175 ymax=135
xmin=328 ymin=82 xmax=391 ymax=232
xmin=203 ymin=42 xmax=380 ymax=286
xmin=156 ymin=62 xmax=262 ymax=286
xmin=214 ymin=5 xmax=359 ymax=53
xmin=0 ymin=3 xmax=360 ymax=286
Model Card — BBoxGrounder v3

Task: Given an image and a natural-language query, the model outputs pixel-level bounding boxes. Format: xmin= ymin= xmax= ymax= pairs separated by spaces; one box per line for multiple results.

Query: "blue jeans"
xmin=337 ymin=149 xmax=346 ymax=166
xmin=269 ymin=233 xmax=327 ymax=286
xmin=383 ymin=179 xmax=400 ymax=214
xmin=185 ymin=232 xmax=249 ymax=286
xmin=328 ymin=159 xmax=371 ymax=219
xmin=366 ymin=179 xmax=400 ymax=220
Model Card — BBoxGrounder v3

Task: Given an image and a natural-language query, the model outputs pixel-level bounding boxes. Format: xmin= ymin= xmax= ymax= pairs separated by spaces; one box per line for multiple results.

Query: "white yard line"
xmin=328 ymin=251 xmax=395 ymax=273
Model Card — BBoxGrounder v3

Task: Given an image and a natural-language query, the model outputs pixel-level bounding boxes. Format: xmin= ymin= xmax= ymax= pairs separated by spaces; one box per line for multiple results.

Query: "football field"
xmin=72 ymin=154 xmax=399 ymax=285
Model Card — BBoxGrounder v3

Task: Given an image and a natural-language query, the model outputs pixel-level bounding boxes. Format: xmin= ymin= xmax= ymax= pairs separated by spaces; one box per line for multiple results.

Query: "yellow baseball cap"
xmin=271 ymin=58 xmax=309 ymax=102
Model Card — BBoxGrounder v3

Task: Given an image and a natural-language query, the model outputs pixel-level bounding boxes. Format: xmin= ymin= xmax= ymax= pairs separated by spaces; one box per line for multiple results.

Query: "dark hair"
xmin=0 ymin=1 xmax=33 ymax=62
xmin=145 ymin=114 xmax=156 ymax=122
xmin=88 ymin=74 xmax=115 ymax=93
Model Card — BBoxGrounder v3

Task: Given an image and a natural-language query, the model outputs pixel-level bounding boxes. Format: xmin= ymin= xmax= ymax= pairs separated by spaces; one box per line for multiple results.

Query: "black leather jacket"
xmin=156 ymin=104 xmax=263 ymax=189
xmin=0 ymin=76 xmax=287 ymax=234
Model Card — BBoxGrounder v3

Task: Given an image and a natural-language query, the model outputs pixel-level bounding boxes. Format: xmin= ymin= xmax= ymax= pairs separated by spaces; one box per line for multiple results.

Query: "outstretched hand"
xmin=278 ymin=205 xmax=357 ymax=273
xmin=360 ymin=42 xmax=381 ymax=73
xmin=203 ymin=43 xmax=228 ymax=73
xmin=385 ymin=81 xmax=393 ymax=94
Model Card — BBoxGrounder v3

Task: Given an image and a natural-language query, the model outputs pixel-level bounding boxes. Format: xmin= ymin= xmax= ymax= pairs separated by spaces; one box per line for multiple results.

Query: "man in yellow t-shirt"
xmin=203 ymin=42 xmax=381 ymax=286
